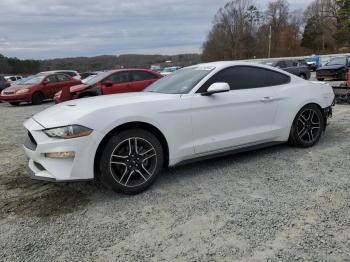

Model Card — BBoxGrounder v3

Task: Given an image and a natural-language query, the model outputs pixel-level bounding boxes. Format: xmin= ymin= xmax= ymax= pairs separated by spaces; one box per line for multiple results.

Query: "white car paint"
xmin=23 ymin=61 xmax=335 ymax=182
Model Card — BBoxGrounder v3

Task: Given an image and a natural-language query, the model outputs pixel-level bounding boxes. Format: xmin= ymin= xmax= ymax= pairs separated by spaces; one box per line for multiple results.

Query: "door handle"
xmin=260 ymin=97 xmax=273 ymax=102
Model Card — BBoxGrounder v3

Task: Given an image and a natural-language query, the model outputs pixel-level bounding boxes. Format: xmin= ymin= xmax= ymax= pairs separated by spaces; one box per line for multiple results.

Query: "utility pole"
xmin=268 ymin=25 xmax=272 ymax=58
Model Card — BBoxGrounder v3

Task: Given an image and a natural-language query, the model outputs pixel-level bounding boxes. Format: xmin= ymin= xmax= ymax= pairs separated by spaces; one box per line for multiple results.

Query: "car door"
xmin=42 ymin=75 xmax=60 ymax=98
xmin=191 ymin=66 xmax=288 ymax=155
xmin=101 ymin=71 xmax=131 ymax=94
xmin=131 ymin=71 xmax=159 ymax=91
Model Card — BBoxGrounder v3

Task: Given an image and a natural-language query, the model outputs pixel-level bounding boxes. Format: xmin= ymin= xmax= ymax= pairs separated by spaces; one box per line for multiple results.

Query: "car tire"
xmin=9 ymin=102 xmax=20 ymax=106
xmin=32 ymin=92 xmax=45 ymax=105
xmin=289 ymin=104 xmax=324 ymax=148
xmin=99 ymin=129 xmax=164 ymax=194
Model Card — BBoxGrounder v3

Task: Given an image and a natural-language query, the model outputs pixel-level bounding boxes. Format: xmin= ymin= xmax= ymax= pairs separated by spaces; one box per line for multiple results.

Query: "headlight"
xmin=16 ymin=88 xmax=30 ymax=94
xmin=43 ymin=125 xmax=93 ymax=139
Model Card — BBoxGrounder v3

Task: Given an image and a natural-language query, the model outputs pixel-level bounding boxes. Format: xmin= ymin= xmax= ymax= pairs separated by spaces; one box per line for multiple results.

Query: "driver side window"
xmin=107 ymin=72 xmax=130 ymax=84
xmin=46 ymin=75 xmax=58 ymax=83
xmin=198 ymin=66 xmax=290 ymax=93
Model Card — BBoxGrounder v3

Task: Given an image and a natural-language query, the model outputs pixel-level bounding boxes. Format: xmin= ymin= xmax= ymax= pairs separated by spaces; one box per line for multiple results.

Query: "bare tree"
xmin=202 ymin=0 xmax=260 ymax=61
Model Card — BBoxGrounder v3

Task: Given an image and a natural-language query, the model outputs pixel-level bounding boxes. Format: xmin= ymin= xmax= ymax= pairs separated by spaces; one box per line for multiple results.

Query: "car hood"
xmin=4 ymin=84 xmax=35 ymax=92
xmin=33 ymin=92 xmax=180 ymax=128
xmin=318 ymin=64 xmax=345 ymax=70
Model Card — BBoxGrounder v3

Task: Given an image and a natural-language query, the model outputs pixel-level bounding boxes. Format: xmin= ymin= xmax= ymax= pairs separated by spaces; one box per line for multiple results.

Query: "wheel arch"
xmin=93 ymin=121 xmax=169 ymax=180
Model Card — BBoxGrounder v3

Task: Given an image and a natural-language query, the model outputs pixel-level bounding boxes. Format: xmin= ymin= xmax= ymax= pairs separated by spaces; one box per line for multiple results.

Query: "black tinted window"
xmin=132 ymin=71 xmax=157 ymax=81
xmin=276 ymin=61 xmax=287 ymax=68
xmin=199 ymin=66 xmax=290 ymax=92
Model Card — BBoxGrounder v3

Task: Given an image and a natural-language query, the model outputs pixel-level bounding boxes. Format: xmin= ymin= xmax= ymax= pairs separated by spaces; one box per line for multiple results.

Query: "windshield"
xmin=16 ymin=75 xmax=35 ymax=85
xmin=82 ymin=74 xmax=98 ymax=84
xmin=22 ymin=75 xmax=45 ymax=85
xmin=84 ymin=72 xmax=110 ymax=85
xmin=327 ymin=57 xmax=346 ymax=66
xmin=144 ymin=67 xmax=214 ymax=94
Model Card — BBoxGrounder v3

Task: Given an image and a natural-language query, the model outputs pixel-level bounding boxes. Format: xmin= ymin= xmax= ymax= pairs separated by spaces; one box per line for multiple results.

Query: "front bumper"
xmin=23 ymin=118 xmax=100 ymax=182
xmin=0 ymin=93 xmax=31 ymax=102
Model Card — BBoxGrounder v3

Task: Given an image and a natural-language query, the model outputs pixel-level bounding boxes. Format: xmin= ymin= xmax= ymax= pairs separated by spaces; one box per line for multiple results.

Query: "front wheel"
xmin=32 ymin=92 xmax=45 ymax=105
xmin=99 ymin=129 xmax=164 ymax=194
xmin=289 ymin=104 xmax=324 ymax=147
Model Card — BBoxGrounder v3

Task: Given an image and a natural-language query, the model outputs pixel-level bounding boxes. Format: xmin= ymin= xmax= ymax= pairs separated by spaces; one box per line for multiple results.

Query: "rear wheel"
xmin=32 ymin=92 xmax=45 ymax=105
xmin=99 ymin=129 xmax=164 ymax=194
xmin=289 ymin=104 xmax=324 ymax=147
xmin=9 ymin=102 xmax=20 ymax=106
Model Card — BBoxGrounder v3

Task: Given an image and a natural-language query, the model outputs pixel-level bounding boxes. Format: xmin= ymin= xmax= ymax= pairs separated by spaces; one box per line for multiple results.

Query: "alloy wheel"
xmin=297 ymin=109 xmax=321 ymax=143
xmin=109 ymin=137 xmax=157 ymax=188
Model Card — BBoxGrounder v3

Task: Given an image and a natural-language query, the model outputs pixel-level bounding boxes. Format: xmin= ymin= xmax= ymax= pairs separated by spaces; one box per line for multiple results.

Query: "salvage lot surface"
xmin=0 ymin=101 xmax=349 ymax=261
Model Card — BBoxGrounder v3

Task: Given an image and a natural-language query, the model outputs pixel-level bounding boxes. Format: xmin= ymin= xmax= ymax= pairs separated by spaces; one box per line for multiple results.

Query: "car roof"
xmin=106 ymin=68 xmax=161 ymax=74
xmin=40 ymin=70 xmax=78 ymax=74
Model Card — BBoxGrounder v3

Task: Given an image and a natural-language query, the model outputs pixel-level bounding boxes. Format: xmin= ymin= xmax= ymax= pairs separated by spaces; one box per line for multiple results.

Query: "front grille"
xmin=24 ymin=131 xmax=37 ymax=151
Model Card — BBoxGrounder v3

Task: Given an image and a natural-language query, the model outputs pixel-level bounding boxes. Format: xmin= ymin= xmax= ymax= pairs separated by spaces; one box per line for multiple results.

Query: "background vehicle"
xmin=0 ymin=73 xmax=81 ymax=106
xmin=269 ymin=59 xmax=311 ymax=79
xmin=24 ymin=62 xmax=334 ymax=194
xmin=82 ymin=73 xmax=99 ymax=84
xmin=40 ymin=70 xmax=81 ymax=80
xmin=0 ymin=75 xmax=11 ymax=92
xmin=304 ymin=57 xmax=317 ymax=71
xmin=4 ymin=75 xmax=22 ymax=82
xmin=80 ymin=72 xmax=100 ymax=80
xmin=160 ymin=66 xmax=181 ymax=76
xmin=54 ymin=69 xmax=162 ymax=103
xmin=316 ymin=56 xmax=350 ymax=81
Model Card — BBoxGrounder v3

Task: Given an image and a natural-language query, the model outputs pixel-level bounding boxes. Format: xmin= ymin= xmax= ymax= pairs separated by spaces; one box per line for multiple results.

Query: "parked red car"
xmin=0 ymin=73 xmax=81 ymax=106
xmin=54 ymin=69 xmax=162 ymax=103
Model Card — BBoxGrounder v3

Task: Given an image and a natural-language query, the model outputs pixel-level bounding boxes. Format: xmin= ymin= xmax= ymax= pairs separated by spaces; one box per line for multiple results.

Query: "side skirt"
xmin=173 ymin=141 xmax=284 ymax=167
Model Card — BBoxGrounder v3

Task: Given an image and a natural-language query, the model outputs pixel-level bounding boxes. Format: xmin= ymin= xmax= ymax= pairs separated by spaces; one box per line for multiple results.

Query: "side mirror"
xmin=201 ymin=83 xmax=230 ymax=96
xmin=104 ymin=80 xmax=113 ymax=87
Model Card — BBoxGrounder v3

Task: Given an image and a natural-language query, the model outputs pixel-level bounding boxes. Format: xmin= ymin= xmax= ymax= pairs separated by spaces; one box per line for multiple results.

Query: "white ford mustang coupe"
xmin=23 ymin=62 xmax=334 ymax=194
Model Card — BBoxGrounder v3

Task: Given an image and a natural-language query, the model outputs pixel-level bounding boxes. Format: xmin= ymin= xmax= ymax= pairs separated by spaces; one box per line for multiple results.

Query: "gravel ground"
xmin=0 ymin=100 xmax=349 ymax=262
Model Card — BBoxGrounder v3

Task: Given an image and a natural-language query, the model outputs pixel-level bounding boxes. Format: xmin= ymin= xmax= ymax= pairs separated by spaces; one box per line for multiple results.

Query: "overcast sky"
xmin=0 ymin=0 xmax=314 ymax=59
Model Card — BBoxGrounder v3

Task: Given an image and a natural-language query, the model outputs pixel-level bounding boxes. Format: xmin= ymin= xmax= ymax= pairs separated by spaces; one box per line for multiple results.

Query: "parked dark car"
xmin=316 ymin=56 xmax=350 ymax=81
xmin=270 ymin=59 xmax=311 ymax=80
xmin=0 ymin=75 xmax=11 ymax=92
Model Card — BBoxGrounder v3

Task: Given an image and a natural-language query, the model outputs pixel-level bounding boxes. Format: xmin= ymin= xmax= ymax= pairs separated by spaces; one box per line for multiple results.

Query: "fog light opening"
xmin=44 ymin=151 xmax=75 ymax=158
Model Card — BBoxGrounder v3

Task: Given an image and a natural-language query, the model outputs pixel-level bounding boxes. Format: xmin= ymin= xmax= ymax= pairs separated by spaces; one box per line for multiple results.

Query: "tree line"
xmin=0 ymin=54 xmax=201 ymax=75
xmin=202 ymin=0 xmax=350 ymax=62
xmin=0 ymin=54 xmax=41 ymax=75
